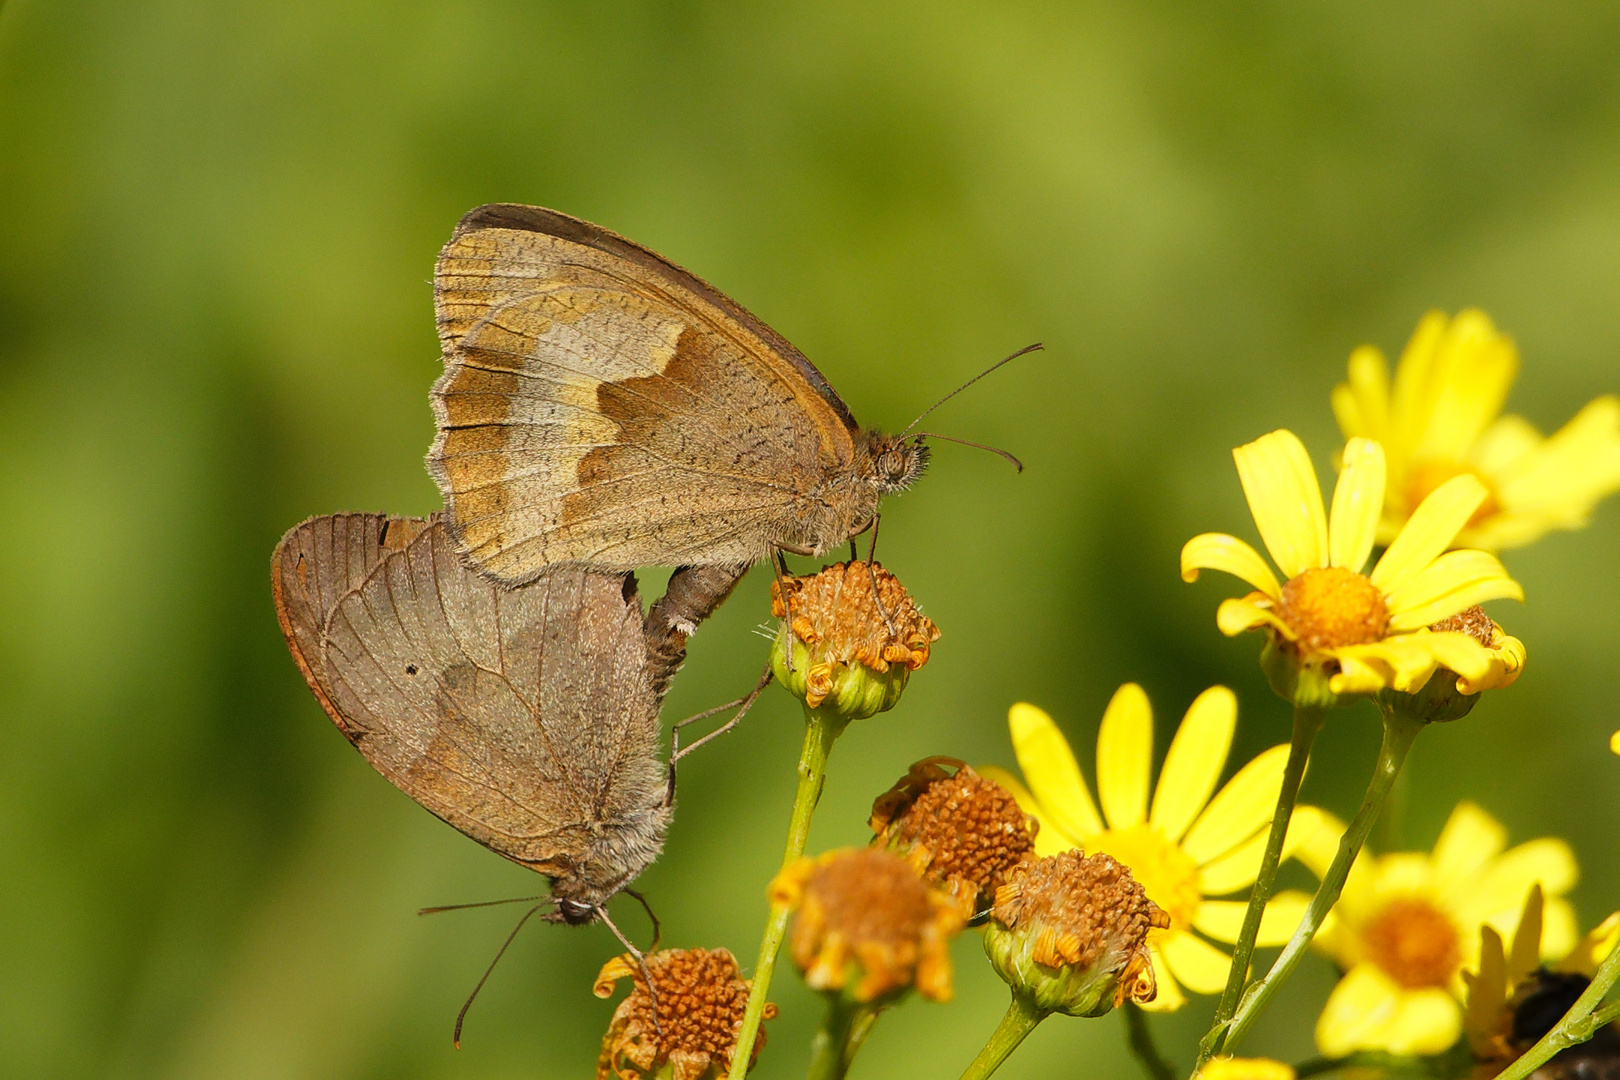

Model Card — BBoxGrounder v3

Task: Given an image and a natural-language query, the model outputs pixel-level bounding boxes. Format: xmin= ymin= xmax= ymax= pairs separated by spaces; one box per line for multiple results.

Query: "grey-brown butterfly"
xmin=271 ymin=513 xmax=746 ymax=929
xmin=428 ymin=204 xmax=1029 ymax=588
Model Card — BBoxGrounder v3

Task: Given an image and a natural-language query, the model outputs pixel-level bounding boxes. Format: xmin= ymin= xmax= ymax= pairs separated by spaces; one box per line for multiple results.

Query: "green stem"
xmin=1223 ymin=707 xmax=1424 ymax=1052
xmin=1493 ymin=936 xmax=1620 ymax=1080
xmin=1199 ymin=702 xmax=1324 ymax=1065
xmin=1123 ymin=1003 xmax=1176 ymax=1080
xmin=806 ymin=999 xmax=879 ymax=1080
xmin=959 ymin=993 xmax=1047 ymax=1080
xmin=727 ymin=704 xmax=849 ymax=1080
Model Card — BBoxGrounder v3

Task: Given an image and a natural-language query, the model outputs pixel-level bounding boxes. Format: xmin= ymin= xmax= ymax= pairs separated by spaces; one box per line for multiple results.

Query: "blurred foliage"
xmin=3 ymin=2 xmax=1619 ymax=1078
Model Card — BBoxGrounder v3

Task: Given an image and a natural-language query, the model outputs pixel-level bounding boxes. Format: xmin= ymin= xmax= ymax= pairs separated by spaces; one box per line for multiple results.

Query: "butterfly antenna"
xmin=452 ymin=902 xmax=548 ymax=1048
xmin=899 ymin=342 xmax=1043 ymax=437
xmin=908 ymin=432 xmax=1024 ymax=473
xmin=596 ymin=902 xmax=664 ymax=1039
xmin=419 ymin=895 xmax=546 ymax=916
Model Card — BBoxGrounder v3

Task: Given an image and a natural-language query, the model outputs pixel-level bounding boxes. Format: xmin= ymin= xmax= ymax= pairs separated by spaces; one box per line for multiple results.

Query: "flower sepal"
xmin=1261 ymin=636 xmax=1350 ymax=711
xmin=770 ymin=631 xmax=908 ymax=722
xmin=1376 ymin=665 xmax=1480 ymax=725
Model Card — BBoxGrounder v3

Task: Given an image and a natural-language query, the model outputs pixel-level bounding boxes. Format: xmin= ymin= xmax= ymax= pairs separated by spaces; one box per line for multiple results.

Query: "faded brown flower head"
xmin=770 ymin=561 xmax=941 ymax=718
xmin=984 ymin=850 xmax=1170 ymax=1017
xmin=594 ymin=948 xmax=777 ymax=1080
xmin=770 ymin=847 xmax=965 ymax=1004
xmin=869 ymin=756 xmax=1037 ymax=914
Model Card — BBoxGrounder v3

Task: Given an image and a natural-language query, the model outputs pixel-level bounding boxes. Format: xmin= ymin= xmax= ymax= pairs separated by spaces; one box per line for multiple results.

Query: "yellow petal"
xmin=1465 ymin=925 xmax=1507 ymax=1055
xmin=1294 ymin=808 xmax=1347 ymax=879
xmin=1150 ymin=686 xmax=1237 ymax=843
xmin=1197 ymin=805 xmax=1330 ymax=895
xmin=1431 ymin=801 xmax=1506 ymax=887
xmin=1456 ymin=838 xmax=1579 ymax=926
xmin=1329 ymin=438 xmax=1386 ymax=573
xmin=1496 ymin=395 xmax=1620 ymax=516
xmin=1194 ymin=890 xmax=1310 ymax=946
xmin=1388 ymin=310 xmax=1451 ymax=444
xmin=1385 ymin=550 xmax=1523 ymax=630
xmin=1007 ymin=703 xmax=1104 ymax=840
xmin=1234 ymin=430 xmax=1328 ymax=578
xmin=1097 ymin=684 xmax=1152 ymax=830
xmin=1384 ymin=548 xmax=1518 ymax=618
xmin=1385 ymin=987 xmax=1464 ymax=1056
xmin=1369 ymin=473 xmax=1488 ymax=595
xmin=1471 ymin=413 xmax=1542 ymax=477
xmin=1412 ymin=309 xmax=1518 ymax=465
xmin=976 ymin=766 xmax=1076 ymax=858
xmin=1159 ymin=929 xmax=1233 ymax=995
xmin=1334 ymin=345 xmax=1391 ymax=440
xmin=1543 ymin=899 xmax=1578 ymax=960
xmin=1557 ymin=912 xmax=1620 ymax=978
xmin=1216 ymin=595 xmax=1292 ymax=638
xmin=1316 ymin=964 xmax=1402 ymax=1057
xmin=1181 ymin=744 xmax=1292 ymax=866
xmin=1507 ymin=885 xmax=1544 ymax=987
xmin=1181 ymin=533 xmax=1282 ymax=598
xmin=1138 ymin=943 xmax=1186 ymax=1013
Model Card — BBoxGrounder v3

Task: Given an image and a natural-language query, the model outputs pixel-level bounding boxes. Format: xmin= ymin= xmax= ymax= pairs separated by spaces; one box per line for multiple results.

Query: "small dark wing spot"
xmin=405 ymin=664 xmax=418 ymax=676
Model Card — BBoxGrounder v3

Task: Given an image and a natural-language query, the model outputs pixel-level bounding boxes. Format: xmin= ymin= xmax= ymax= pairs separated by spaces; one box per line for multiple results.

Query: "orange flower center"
xmin=1363 ymin=897 xmax=1461 ymax=989
xmin=1406 ymin=460 xmax=1502 ymax=528
xmin=1277 ymin=566 xmax=1390 ymax=651
xmin=1088 ymin=824 xmax=1203 ymax=931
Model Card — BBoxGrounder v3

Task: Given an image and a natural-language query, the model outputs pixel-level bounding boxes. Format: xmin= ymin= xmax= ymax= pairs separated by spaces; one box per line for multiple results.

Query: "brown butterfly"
xmin=428 ymin=204 xmax=1030 ymax=587
xmin=271 ymin=513 xmax=749 ymax=927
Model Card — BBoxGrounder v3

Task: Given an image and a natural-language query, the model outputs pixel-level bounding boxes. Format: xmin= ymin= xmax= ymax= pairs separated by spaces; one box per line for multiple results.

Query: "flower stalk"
xmin=1200 ymin=699 xmax=1324 ymax=1064
xmin=959 ymin=993 xmax=1047 ymax=1080
xmin=805 ymin=999 xmax=879 ymax=1080
xmin=727 ymin=702 xmax=848 ymax=1080
xmin=1222 ymin=704 xmax=1425 ymax=1051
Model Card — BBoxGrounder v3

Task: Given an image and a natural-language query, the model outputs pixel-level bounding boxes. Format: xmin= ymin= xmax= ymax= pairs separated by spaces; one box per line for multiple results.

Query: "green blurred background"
xmin=3 ymin=2 xmax=1619 ymax=1077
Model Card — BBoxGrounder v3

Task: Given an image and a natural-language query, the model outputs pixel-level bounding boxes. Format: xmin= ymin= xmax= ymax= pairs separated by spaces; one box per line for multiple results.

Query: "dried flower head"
xmin=1372 ymin=606 xmax=1526 ymax=724
xmin=984 ymin=850 xmax=1170 ymax=1017
xmin=770 ymin=847 xmax=965 ymax=1004
xmin=869 ymin=756 xmax=1037 ymax=914
xmin=594 ymin=948 xmax=777 ymax=1080
xmin=770 ymin=561 xmax=940 ymax=719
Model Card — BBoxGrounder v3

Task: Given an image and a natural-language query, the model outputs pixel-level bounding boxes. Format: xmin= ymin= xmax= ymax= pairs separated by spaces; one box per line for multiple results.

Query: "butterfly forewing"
xmin=271 ymin=515 xmax=667 ymax=894
xmin=429 ymin=204 xmax=868 ymax=582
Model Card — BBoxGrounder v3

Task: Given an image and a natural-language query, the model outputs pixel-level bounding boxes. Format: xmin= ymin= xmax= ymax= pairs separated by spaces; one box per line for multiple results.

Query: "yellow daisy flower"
xmin=1196 ymin=1058 xmax=1296 ymax=1080
xmin=1303 ymin=801 xmax=1579 ymax=1058
xmin=1333 ymin=308 xmax=1620 ymax=551
xmin=1181 ymin=429 xmax=1524 ymax=697
xmin=983 ymin=685 xmax=1326 ymax=1012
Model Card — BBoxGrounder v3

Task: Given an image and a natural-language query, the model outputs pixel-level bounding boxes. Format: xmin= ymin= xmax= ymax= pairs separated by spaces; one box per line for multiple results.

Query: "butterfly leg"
xmin=862 ymin=514 xmax=899 ymax=635
xmin=667 ymin=663 xmax=774 ymax=784
xmin=770 ymin=546 xmax=801 ymax=674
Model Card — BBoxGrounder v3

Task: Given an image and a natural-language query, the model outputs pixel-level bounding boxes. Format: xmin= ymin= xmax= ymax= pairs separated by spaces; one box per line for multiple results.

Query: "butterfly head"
xmin=548 ymin=896 xmax=599 ymax=925
xmin=865 ymin=433 xmax=931 ymax=494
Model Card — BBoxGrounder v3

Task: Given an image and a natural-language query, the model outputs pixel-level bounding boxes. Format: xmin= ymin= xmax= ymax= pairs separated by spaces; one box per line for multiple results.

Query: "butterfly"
xmin=271 ymin=513 xmax=749 ymax=927
xmin=428 ymin=204 xmax=1028 ymax=587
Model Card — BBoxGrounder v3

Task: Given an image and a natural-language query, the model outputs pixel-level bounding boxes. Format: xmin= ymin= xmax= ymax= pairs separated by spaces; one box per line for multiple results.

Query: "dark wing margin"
xmin=451 ymin=203 xmax=860 ymax=433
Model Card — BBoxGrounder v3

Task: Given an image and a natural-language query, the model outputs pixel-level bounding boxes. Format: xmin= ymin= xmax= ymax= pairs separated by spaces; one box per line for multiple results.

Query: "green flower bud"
xmin=983 ymin=851 xmax=1167 ymax=1018
xmin=769 ymin=561 xmax=939 ymax=722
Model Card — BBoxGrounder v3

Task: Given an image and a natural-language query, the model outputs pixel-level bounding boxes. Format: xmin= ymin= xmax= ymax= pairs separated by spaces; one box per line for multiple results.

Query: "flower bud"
xmin=770 ymin=847 xmax=965 ymax=1006
xmin=983 ymin=850 xmax=1169 ymax=1018
xmin=869 ymin=756 xmax=1037 ymax=916
xmin=770 ymin=561 xmax=939 ymax=720
xmin=594 ymin=947 xmax=776 ymax=1080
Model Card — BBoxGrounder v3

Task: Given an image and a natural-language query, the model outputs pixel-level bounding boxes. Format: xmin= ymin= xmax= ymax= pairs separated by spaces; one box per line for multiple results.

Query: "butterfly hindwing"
xmin=271 ymin=515 xmax=667 ymax=892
